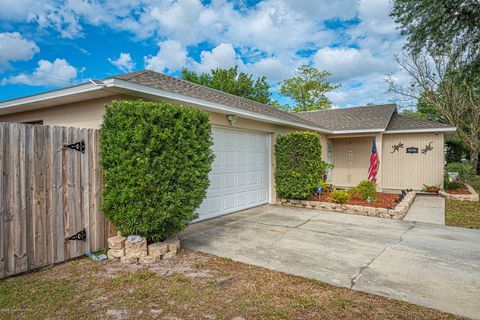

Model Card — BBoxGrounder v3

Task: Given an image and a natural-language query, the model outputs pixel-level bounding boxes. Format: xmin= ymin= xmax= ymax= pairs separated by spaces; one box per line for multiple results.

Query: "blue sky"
xmin=0 ymin=0 xmax=407 ymax=107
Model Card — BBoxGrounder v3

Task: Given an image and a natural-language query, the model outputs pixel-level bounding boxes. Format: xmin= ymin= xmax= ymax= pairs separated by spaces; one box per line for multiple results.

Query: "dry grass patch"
xmin=0 ymin=250 xmax=462 ymax=320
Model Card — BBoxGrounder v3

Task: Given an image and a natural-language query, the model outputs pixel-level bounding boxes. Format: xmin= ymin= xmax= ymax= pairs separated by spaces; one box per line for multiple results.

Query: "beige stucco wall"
xmin=330 ymin=136 xmax=372 ymax=187
xmin=382 ymin=132 xmax=444 ymax=190
xmin=0 ymin=96 xmax=327 ymax=203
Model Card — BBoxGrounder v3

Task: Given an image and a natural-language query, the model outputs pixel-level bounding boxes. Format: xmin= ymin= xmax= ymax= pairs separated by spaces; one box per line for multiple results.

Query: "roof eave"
xmin=331 ymin=128 xmax=386 ymax=134
xmin=384 ymin=127 xmax=457 ymax=134
xmin=108 ymin=79 xmax=332 ymax=133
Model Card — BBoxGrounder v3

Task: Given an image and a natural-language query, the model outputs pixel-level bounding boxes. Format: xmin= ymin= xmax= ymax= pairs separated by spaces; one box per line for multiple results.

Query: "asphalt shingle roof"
xmin=111 ymin=70 xmax=323 ymax=130
xmin=295 ymin=104 xmax=397 ymax=131
xmin=386 ymin=113 xmax=455 ymax=131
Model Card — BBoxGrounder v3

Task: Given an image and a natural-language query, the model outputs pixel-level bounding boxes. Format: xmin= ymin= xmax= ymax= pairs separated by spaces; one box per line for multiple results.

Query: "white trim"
xmin=384 ymin=127 xmax=456 ymax=134
xmin=268 ymin=132 xmax=273 ymax=204
xmin=0 ymin=82 xmax=107 ymax=110
xmin=331 ymin=128 xmax=385 ymax=134
xmin=109 ymin=79 xmax=332 ymax=133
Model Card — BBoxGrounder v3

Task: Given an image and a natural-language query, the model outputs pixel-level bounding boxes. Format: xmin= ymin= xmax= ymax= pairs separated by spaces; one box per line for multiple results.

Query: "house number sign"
xmin=406 ymin=147 xmax=418 ymax=154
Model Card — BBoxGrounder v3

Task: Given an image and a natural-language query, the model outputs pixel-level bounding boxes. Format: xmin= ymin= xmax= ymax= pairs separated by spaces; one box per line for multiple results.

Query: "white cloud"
xmin=193 ymin=43 xmax=240 ymax=73
xmin=144 ymin=40 xmax=187 ymax=73
xmin=313 ymin=47 xmax=393 ymax=81
xmin=2 ymin=58 xmax=78 ymax=86
xmin=0 ymin=32 xmax=39 ymax=70
xmin=108 ymin=52 xmax=135 ymax=72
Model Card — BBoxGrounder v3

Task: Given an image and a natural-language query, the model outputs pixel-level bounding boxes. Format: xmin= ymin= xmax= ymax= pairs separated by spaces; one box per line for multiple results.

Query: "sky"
xmin=0 ymin=0 xmax=409 ymax=107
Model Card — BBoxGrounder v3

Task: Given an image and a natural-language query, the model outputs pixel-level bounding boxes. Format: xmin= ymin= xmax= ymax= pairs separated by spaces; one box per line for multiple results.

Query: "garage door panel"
xmin=197 ymin=128 xmax=270 ymax=221
xmin=236 ymin=172 xmax=247 ymax=187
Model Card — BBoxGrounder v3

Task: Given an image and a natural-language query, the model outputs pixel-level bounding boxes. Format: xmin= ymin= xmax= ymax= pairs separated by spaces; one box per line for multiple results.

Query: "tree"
xmin=391 ymin=0 xmax=480 ymax=68
xmin=277 ymin=65 xmax=340 ymax=112
xmin=388 ymin=50 xmax=480 ymax=171
xmin=180 ymin=66 xmax=271 ymax=104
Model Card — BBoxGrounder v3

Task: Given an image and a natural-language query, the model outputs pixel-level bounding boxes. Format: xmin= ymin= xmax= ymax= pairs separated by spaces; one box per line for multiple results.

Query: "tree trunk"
xmin=470 ymin=148 xmax=479 ymax=175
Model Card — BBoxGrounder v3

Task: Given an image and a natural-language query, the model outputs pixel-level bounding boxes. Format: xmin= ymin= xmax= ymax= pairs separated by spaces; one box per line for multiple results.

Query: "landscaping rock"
xmin=164 ymin=237 xmax=181 ymax=252
xmin=107 ymin=248 xmax=125 ymax=258
xmin=148 ymin=242 xmax=169 ymax=257
xmin=139 ymin=255 xmax=159 ymax=264
xmin=107 ymin=251 xmax=120 ymax=261
xmin=125 ymin=250 xmax=147 ymax=259
xmin=108 ymin=235 xmax=126 ymax=250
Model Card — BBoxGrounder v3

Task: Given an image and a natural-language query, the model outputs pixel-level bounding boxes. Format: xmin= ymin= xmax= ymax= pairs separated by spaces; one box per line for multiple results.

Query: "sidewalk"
xmin=403 ymin=194 xmax=445 ymax=225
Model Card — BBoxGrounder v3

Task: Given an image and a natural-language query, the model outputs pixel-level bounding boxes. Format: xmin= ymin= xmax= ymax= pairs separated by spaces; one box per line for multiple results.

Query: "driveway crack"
xmin=350 ymin=222 xmax=416 ymax=289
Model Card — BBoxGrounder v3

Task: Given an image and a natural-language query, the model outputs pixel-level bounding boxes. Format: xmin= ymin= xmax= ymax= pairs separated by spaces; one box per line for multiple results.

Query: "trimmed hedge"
xmin=274 ymin=131 xmax=328 ymax=199
xmin=100 ymin=100 xmax=214 ymax=242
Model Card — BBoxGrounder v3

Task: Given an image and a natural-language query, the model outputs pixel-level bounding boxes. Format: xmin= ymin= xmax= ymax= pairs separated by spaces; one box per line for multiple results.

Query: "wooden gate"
xmin=0 ymin=122 xmax=113 ymax=279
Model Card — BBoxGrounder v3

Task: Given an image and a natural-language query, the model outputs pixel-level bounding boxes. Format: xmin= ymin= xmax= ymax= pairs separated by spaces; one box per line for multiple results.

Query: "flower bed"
xmin=308 ymin=191 xmax=399 ymax=209
xmin=440 ymin=184 xmax=479 ymax=202
xmin=278 ymin=191 xmax=416 ymax=220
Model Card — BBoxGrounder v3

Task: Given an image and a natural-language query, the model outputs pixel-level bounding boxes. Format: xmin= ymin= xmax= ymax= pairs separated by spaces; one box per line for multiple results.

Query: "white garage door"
xmin=197 ymin=127 xmax=270 ymax=221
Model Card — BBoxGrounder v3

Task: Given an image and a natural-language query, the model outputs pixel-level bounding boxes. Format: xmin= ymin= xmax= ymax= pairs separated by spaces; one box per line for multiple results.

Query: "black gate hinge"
xmin=65 ymin=228 xmax=87 ymax=242
xmin=63 ymin=139 xmax=85 ymax=153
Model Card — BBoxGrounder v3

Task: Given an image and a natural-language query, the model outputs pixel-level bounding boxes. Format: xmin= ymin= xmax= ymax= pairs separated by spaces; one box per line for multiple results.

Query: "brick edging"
xmin=439 ymin=184 xmax=479 ymax=202
xmin=277 ymin=192 xmax=416 ymax=220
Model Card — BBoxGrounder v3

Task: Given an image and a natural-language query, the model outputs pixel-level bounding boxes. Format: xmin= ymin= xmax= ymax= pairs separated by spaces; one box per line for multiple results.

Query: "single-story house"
xmin=0 ymin=70 xmax=456 ymax=221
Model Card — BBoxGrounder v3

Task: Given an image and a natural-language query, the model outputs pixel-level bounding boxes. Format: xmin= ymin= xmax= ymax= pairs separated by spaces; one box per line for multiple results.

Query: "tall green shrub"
xmin=274 ymin=131 xmax=327 ymax=199
xmin=445 ymin=162 xmax=476 ymax=183
xmin=100 ymin=100 xmax=214 ymax=242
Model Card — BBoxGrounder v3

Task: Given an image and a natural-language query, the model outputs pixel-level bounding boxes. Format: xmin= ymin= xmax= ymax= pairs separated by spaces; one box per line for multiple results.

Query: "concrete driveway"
xmin=180 ymin=205 xmax=480 ymax=319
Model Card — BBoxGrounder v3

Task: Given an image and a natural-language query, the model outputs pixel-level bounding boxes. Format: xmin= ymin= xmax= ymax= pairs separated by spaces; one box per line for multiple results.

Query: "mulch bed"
xmin=308 ymin=191 xmax=400 ymax=209
xmin=446 ymin=184 xmax=472 ymax=195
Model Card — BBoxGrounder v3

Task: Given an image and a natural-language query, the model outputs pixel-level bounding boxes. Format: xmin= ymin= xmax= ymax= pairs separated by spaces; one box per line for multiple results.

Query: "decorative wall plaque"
xmin=406 ymin=147 xmax=418 ymax=154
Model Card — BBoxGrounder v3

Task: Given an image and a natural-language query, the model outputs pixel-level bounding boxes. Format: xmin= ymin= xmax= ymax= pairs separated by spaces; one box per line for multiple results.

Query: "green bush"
xmin=274 ymin=132 xmax=328 ymax=199
xmin=445 ymin=162 xmax=476 ymax=183
xmin=444 ymin=179 xmax=462 ymax=190
xmin=351 ymin=180 xmax=377 ymax=200
xmin=100 ymin=100 xmax=214 ymax=242
xmin=330 ymin=189 xmax=350 ymax=204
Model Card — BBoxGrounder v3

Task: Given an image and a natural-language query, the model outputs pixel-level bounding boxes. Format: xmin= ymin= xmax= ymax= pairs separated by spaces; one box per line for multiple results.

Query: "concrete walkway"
xmin=180 ymin=205 xmax=480 ymax=319
xmin=404 ymin=194 xmax=445 ymax=225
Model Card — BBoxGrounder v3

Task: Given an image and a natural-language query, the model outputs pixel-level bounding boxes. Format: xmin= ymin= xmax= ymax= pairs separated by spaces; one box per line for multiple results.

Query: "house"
xmin=0 ymin=70 xmax=455 ymax=221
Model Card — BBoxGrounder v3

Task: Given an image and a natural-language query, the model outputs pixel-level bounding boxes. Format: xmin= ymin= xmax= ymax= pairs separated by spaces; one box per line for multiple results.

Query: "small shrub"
xmin=100 ymin=100 xmax=214 ymax=242
xmin=274 ymin=132 xmax=328 ymax=199
xmin=330 ymin=189 xmax=350 ymax=204
xmin=351 ymin=180 xmax=377 ymax=200
xmin=445 ymin=162 xmax=476 ymax=183
xmin=444 ymin=179 xmax=462 ymax=190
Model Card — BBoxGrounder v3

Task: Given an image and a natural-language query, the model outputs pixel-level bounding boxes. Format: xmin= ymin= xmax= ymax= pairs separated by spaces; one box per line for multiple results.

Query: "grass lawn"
xmin=445 ymin=176 xmax=480 ymax=229
xmin=0 ymin=250 xmax=462 ymax=320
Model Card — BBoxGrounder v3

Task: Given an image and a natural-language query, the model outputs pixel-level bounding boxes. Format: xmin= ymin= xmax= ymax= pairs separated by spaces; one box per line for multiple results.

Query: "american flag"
xmin=368 ymin=138 xmax=379 ymax=183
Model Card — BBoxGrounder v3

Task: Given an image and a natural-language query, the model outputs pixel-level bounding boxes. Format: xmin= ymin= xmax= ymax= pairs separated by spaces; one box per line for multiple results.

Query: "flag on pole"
xmin=368 ymin=138 xmax=379 ymax=183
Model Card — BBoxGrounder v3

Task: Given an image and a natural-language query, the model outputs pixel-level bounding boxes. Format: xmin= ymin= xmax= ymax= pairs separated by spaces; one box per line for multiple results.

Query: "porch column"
xmin=375 ymin=132 xmax=383 ymax=191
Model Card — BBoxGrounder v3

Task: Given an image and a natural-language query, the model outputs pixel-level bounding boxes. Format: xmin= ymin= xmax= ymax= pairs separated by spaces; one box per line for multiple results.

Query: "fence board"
xmin=0 ymin=125 xmax=4 ymax=278
xmin=0 ymin=122 xmax=110 ymax=278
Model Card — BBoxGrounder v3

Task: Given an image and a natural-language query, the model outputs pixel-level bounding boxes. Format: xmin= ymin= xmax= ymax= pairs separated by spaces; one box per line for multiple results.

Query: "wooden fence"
xmin=0 ymin=122 xmax=114 ymax=279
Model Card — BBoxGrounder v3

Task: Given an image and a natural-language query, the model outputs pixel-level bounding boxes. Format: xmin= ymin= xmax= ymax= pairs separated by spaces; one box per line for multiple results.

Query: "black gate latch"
xmin=65 ymin=228 xmax=87 ymax=242
xmin=64 ymin=139 xmax=85 ymax=153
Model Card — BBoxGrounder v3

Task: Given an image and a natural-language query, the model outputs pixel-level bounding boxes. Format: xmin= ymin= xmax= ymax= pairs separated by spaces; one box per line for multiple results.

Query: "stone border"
xmin=439 ymin=184 xmax=479 ymax=202
xmin=107 ymin=235 xmax=181 ymax=264
xmin=278 ymin=191 xmax=416 ymax=220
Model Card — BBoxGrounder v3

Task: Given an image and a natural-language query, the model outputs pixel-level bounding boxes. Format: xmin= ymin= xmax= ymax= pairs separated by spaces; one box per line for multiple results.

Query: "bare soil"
xmin=0 ymin=249 xmax=463 ymax=320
